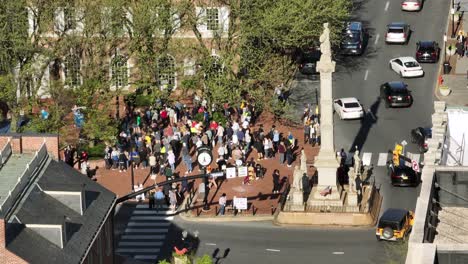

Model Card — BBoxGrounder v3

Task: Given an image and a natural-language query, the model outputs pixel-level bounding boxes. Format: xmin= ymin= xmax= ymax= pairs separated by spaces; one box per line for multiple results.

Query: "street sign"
xmin=412 ymin=160 xmax=420 ymax=172
xmin=226 ymin=167 xmax=237 ymax=178
xmin=210 ymin=171 xmax=224 ymax=178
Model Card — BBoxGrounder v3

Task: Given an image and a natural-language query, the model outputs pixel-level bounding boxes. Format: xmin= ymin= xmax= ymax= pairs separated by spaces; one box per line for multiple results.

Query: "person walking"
xmin=154 ymin=187 xmax=165 ymax=211
xmin=278 ymin=141 xmax=286 ymax=165
xmin=148 ymin=190 xmax=155 ymax=209
xmin=167 ymin=149 xmax=176 ymax=171
xmin=286 ymin=145 xmax=294 ymax=168
xmin=118 ymin=149 xmax=128 ymax=172
xmin=218 ymin=193 xmax=227 ymax=215
xmin=313 ymin=122 xmax=321 ymax=146
xmin=169 ymin=188 xmax=177 ymax=212
xmin=272 ymin=169 xmax=281 ymax=194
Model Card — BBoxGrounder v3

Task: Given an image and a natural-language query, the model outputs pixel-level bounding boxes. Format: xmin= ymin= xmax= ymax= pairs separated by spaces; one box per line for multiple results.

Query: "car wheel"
xmin=400 ymin=71 xmax=404 ymax=78
xmin=389 ymin=63 xmax=392 ymax=70
xmin=385 ymin=101 xmax=390 ymax=108
xmin=376 ymin=235 xmax=381 ymax=241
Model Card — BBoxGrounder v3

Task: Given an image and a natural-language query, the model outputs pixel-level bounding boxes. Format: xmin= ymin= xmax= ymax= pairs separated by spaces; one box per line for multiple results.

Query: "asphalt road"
xmin=171 ymin=220 xmax=401 ymax=264
xmin=333 ymin=0 xmax=448 ymax=212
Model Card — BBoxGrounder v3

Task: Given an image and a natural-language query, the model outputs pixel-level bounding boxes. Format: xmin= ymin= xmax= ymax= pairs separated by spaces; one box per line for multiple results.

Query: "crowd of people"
xmin=96 ymin=96 xmax=314 ymax=209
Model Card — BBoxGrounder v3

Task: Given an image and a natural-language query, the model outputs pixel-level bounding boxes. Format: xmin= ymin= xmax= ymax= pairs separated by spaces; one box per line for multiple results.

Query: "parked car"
xmin=416 ymin=41 xmax=439 ymax=63
xmin=380 ymin=81 xmax=413 ymax=108
xmin=411 ymin=127 xmax=432 ymax=153
xmin=401 ymin=0 xmax=422 ymax=11
xmin=333 ymin=97 xmax=365 ymax=120
xmin=389 ymin=57 xmax=424 ymax=78
xmin=385 ymin=22 xmax=410 ymax=44
xmin=298 ymin=49 xmax=321 ymax=76
xmin=376 ymin=208 xmax=414 ymax=241
xmin=389 ymin=165 xmax=420 ymax=186
xmin=340 ymin=22 xmax=365 ymax=55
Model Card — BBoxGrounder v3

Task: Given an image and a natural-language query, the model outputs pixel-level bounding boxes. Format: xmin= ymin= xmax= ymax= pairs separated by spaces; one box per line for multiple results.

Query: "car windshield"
xmin=404 ymin=61 xmax=419 ymax=68
xmin=419 ymin=45 xmax=435 ymax=52
xmin=378 ymin=220 xmax=400 ymax=230
xmin=391 ymin=88 xmax=408 ymax=95
xmin=388 ymin=28 xmax=404 ymax=33
xmin=344 ymin=102 xmax=360 ymax=108
xmin=343 ymin=31 xmax=360 ymax=42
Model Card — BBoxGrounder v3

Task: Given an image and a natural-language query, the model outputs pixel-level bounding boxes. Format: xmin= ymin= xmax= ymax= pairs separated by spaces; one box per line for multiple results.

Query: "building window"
xmin=64 ymin=55 xmax=81 ymax=87
xmin=206 ymin=8 xmax=219 ymax=31
xmin=157 ymin=55 xmax=176 ymax=90
xmin=64 ymin=7 xmax=76 ymax=30
xmin=111 ymin=55 xmax=128 ymax=88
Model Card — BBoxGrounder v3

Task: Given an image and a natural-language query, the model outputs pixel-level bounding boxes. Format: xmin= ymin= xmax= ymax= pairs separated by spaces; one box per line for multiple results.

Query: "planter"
xmin=446 ymin=45 xmax=456 ymax=56
xmin=439 ymin=86 xmax=451 ymax=96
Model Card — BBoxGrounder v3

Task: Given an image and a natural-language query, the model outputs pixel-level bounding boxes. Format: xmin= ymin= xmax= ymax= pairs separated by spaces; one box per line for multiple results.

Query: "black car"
xmin=411 ymin=127 xmax=432 ymax=153
xmin=389 ymin=165 xmax=420 ymax=186
xmin=415 ymin=41 xmax=439 ymax=63
xmin=380 ymin=81 xmax=413 ymax=108
xmin=298 ymin=49 xmax=321 ymax=75
xmin=340 ymin=22 xmax=365 ymax=55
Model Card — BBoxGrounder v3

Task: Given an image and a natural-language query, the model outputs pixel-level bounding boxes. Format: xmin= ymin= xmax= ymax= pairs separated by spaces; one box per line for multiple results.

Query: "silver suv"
xmin=385 ymin=22 xmax=410 ymax=44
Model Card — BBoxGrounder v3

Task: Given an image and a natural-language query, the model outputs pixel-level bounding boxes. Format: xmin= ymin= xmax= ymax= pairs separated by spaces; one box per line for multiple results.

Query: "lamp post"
xmin=444 ymin=33 xmax=448 ymax=62
xmin=451 ymin=6 xmax=456 ymax=38
xmin=130 ymin=160 xmax=135 ymax=191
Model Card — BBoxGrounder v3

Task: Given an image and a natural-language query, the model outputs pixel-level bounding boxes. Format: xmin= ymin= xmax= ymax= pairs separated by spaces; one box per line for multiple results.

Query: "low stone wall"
xmin=274 ymin=211 xmax=375 ymax=226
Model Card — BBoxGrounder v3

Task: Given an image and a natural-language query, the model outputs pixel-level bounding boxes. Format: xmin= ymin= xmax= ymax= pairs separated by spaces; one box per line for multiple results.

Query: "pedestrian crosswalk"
xmin=356 ymin=152 xmax=422 ymax=167
xmin=116 ymin=204 xmax=174 ymax=262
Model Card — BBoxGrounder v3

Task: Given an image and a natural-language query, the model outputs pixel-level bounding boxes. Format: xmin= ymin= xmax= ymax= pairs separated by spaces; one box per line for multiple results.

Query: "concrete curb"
xmin=177 ymin=212 xmax=274 ymax=222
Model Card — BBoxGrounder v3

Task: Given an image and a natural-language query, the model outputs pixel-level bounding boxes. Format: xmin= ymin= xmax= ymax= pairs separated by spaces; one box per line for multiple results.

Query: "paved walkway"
xmin=437 ymin=2 xmax=468 ymax=106
xmin=91 ymin=112 xmax=319 ymax=220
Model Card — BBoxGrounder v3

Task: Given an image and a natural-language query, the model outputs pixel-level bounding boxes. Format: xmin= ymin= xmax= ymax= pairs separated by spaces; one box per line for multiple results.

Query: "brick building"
xmin=0 ymin=134 xmax=116 ymax=264
xmin=24 ymin=1 xmax=231 ymax=99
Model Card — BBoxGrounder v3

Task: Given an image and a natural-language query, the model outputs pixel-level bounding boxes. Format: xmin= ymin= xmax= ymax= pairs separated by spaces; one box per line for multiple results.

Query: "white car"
xmin=389 ymin=57 xmax=424 ymax=78
xmin=385 ymin=23 xmax=410 ymax=44
xmin=401 ymin=0 xmax=422 ymax=11
xmin=333 ymin=97 xmax=365 ymax=120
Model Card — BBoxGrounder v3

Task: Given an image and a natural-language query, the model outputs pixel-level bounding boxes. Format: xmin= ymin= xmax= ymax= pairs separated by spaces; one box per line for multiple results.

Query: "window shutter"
xmin=195 ymin=7 xmax=207 ymax=32
xmin=184 ymin=58 xmax=195 ymax=76
xmin=220 ymin=7 xmax=229 ymax=32
xmin=76 ymin=8 xmax=84 ymax=33
xmin=54 ymin=8 xmax=65 ymax=32
xmin=27 ymin=7 xmax=37 ymax=37
xmin=38 ymin=64 xmax=50 ymax=98
xmin=173 ymin=12 xmax=181 ymax=32
xmin=125 ymin=8 xmax=133 ymax=36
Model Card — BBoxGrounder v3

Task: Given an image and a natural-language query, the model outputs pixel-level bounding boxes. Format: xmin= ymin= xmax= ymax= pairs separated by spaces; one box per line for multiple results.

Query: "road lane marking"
xmin=333 ymin=251 xmax=345 ymax=255
xmin=384 ymin=1 xmax=390 ymax=11
xmin=266 ymin=249 xmax=281 ymax=252
xmin=377 ymin=153 xmax=389 ymax=166
xmin=206 ymin=243 xmax=217 ymax=246
xmin=364 ymin=70 xmax=369 ymax=80
xmin=374 ymin=34 xmax=380 ymax=45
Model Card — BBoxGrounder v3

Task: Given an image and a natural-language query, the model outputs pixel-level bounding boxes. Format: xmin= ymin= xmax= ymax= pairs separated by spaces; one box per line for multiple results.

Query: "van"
xmin=340 ymin=22 xmax=364 ymax=55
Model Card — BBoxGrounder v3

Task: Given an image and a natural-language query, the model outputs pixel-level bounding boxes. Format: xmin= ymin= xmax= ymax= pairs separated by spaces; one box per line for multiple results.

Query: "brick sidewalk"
xmin=91 ymin=112 xmax=319 ymax=217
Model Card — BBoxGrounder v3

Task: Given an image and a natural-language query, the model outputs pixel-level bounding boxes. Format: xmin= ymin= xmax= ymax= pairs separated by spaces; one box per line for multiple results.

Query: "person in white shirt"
xmin=216 ymin=125 xmax=224 ymax=144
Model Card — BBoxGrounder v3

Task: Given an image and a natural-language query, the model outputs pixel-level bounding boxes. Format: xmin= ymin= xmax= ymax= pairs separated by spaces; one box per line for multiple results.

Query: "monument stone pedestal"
xmin=287 ymin=190 xmax=305 ymax=211
xmin=347 ymin=192 xmax=358 ymax=206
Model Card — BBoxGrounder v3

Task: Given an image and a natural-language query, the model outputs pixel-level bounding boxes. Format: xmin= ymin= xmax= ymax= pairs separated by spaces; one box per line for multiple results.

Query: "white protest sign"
xmin=233 ymin=197 xmax=248 ymax=210
xmin=237 ymin=166 xmax=248 ymax=177
xmin=226 ymin=167 xmax=237 ymax=178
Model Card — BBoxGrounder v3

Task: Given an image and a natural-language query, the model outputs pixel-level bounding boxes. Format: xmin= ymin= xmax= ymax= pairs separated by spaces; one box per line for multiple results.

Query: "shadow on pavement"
xmin=348 ymin=96 xmax=381 ymax=152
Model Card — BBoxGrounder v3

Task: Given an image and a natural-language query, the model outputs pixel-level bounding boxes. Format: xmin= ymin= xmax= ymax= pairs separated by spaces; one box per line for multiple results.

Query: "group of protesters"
xmin=97 ymin=94 xmax=311 ymax=208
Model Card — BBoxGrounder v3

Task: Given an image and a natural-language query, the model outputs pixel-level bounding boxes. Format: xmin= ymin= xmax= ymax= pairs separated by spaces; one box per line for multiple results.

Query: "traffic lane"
xmin=173 ymin=220 xmax=387 ymax=264
xmin=372 ymin=165 xmax=421 ymax=213
xmin=333 ymin=2 xmax=448 ymax=153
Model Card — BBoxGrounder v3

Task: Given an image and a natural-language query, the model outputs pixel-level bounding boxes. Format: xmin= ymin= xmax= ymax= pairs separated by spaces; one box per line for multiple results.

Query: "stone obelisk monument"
xmin=309 ymin=23 xmax=343 ymax=206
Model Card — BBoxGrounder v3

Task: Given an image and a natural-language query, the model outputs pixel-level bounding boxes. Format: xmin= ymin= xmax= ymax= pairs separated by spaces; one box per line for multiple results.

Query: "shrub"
xmin=134 ymin=94 xmax=153 ymax=107
xmin=79 ymin=143 xmax=106 ymax=158
xmin=193 ymin=112 xmax=204 ymax=122
xmin=212 ymin=111 xmax=227 ymax=125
